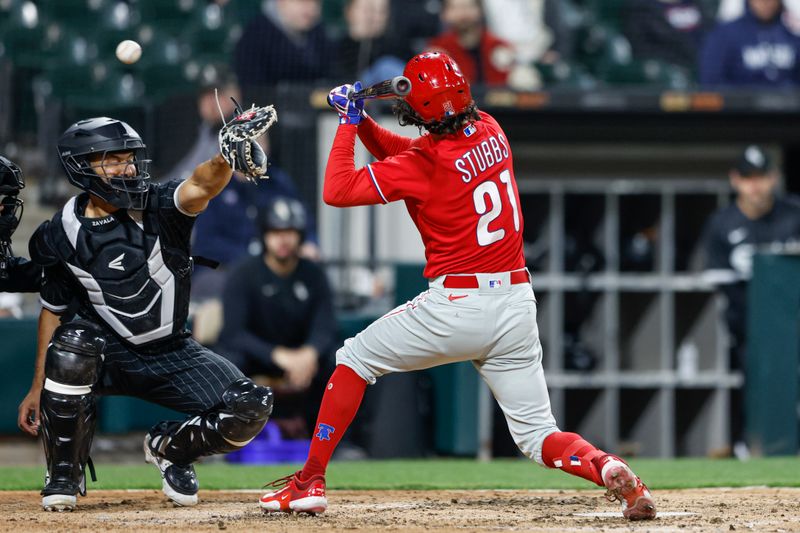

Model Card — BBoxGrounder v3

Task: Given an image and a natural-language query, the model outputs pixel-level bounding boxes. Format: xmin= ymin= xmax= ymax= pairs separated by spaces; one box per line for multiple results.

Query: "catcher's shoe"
xmin=41 ymin=463 xmax=91 ymax=511
xmin=599 ymin=456 xmax=656 ymax=520
xmin=42 ymin=477 xmax=79 ymax=512
xmin=259 ymin=471 xmax=327 ymax=514
xmin=143 ymin=434 xmax=199 ymax=507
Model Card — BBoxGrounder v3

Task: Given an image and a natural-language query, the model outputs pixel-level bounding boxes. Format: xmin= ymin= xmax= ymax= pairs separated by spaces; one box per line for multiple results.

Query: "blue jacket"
xmin=699 ymin=4 xmax=800 ymax=87
xmin=191 ymin=166 xmax=318 ymax=267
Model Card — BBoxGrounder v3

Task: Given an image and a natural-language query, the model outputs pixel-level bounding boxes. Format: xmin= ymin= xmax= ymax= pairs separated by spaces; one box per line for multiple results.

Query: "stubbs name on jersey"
xmin=455 ymin=132 xmax=510 ymax=183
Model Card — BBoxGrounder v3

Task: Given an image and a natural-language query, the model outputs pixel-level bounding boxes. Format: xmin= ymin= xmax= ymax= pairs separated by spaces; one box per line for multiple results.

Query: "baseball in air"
xmin=115 ymin=40 xmax=142 ymax=64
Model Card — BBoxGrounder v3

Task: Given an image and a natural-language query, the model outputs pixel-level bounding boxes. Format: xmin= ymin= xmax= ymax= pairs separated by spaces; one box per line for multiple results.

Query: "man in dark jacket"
xmin=701 ymin=144 xmax=800 ymax=458
xmin=218 ymin=197 xmax=336 ymax=436
xmin=234 ymin=0 xmax=336 ymax=88
xmin=624 ymin=0 xmax=709 ymax=69
xmin=699 ymin=0 xmax=800 ymax=87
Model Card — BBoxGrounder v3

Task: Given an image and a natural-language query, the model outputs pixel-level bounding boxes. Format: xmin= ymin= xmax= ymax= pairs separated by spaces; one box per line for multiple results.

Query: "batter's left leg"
xmin=480 ymin=292 xmax=656 ymax=520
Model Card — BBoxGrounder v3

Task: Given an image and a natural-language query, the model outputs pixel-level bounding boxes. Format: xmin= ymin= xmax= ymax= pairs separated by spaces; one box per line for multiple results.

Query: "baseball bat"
xmin=347 ymin=76 xmax=411 ymax=101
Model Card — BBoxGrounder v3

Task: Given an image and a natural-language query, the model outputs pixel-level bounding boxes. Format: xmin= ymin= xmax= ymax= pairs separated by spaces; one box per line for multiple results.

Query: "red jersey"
xmin=323 ymin=111 xmax=525 ymax=278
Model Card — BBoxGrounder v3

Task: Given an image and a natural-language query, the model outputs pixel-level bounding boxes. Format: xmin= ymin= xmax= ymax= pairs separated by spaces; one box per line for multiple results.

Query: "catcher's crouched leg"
xmin=40 ymin=320 xmax=105 ymax=511
xmin=149 ymin=378 xmax=274 ymax=462
xmin=144 ymin=378 xmax=273 ymax=505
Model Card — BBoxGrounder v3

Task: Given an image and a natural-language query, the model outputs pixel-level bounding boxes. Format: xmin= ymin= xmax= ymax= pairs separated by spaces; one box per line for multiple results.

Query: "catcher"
xmin=17 ymin=101 xmax=278 ymax=511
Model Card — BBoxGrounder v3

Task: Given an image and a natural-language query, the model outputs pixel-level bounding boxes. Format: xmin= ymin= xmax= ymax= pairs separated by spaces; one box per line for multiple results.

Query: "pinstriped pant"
xmin=94 ymin=335 xmax=245 ymax=415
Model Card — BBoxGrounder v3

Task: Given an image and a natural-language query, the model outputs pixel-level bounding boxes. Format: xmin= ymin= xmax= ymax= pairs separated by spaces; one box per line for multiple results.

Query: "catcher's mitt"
xmin=218 ymin=95 xmax=278 ymax=182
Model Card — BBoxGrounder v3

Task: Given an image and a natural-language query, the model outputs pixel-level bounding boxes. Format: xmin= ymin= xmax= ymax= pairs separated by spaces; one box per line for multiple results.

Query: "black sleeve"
xmin=27 ymin=220 xmax=73 ymax=311
xmin=0 ymin=257 xmax=42 ymax=293
xmin=218 ymin=261 xmax=280 ymax=370
xmin=305 ymin=263 xmax=338 ymax=360
xmin=156 ymin=180 xmax=197 ymax=250
xmin=39 ymin=263 xmax=74 ymax=314
xmin=701 ymin=214 xmax=730 ymax=271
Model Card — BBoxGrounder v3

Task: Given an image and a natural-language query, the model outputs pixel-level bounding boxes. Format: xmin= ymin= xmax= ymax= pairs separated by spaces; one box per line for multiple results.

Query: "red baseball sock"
xmin=541 ymin=431 xmax=611 ymax=486
xmin=299 ymin=364 xmax=367 ymax=480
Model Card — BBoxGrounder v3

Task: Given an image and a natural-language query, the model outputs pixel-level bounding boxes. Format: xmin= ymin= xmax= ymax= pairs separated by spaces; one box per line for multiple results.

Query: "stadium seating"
xmin=182 ymin=2 xmax=241 ymax=65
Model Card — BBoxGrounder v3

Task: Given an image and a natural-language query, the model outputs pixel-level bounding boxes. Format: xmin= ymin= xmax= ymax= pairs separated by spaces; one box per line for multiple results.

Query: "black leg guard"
xmin=148 ymin=378 xmax=273 ymax=465
xmin=40 ymin=320 xmax=105 ymax=498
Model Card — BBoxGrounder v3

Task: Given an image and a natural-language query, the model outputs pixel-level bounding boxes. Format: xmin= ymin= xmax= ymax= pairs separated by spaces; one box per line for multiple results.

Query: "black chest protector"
xmin=43 ymin=194 xmax=192 ymax=347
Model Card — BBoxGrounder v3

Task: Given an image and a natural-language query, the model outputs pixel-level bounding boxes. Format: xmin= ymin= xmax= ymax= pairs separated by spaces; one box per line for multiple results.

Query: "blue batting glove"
xmin=327 ymin=82 xmax=365 ymax=125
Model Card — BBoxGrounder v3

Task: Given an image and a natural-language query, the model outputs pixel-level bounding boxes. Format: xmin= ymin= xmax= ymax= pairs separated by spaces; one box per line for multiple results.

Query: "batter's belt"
xmin=442 ymin=269 xmax=531 ymax=289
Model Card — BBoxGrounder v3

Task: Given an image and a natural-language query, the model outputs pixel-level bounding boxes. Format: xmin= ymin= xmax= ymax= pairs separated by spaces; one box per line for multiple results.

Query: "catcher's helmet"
xmin=258 ymin=196 xmax=306 ymax=237
xmin=58 ymin=117 xmax=151 ymax=210
xmin=403 ymin=52 xmax=473 ymax=123
xmin=0 ymin=155 xmax=25 ymax=243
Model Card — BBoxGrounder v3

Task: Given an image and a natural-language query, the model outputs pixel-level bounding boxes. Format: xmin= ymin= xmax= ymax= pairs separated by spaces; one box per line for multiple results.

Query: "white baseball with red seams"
xmin=336 ymin=268 xmax=560 ymax=465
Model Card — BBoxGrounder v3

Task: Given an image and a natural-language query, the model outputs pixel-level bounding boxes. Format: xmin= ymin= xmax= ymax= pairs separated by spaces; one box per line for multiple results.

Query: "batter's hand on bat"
xmin=327 ymin=82 xmax=364 ymax=125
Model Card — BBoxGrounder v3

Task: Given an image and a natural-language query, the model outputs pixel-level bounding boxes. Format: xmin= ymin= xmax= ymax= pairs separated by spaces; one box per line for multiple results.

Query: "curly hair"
xmin=392 ymin=100 xmax=481 ymax=135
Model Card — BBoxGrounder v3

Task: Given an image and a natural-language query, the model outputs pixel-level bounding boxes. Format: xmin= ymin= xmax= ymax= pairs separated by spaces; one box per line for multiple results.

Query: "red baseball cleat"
xmin=259 ymin=471 xmax=327 ymax=514
xmin=600 ymin=457 xmax=656 ymax=520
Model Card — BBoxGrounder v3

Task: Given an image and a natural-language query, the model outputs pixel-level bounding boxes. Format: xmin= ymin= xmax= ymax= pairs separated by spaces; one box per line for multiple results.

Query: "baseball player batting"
xmin=260 ymin=52 xmax=656 ymax=520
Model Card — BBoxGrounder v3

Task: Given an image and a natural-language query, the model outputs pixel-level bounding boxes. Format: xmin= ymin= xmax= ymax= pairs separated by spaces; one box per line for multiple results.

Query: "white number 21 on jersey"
xmin=472 ymin=169 xmax=520 ymax=246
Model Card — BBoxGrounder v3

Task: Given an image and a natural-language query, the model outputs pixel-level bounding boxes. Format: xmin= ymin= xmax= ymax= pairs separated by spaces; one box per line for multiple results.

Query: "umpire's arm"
xmin=176 ymin=154 xmax=233 ymax=215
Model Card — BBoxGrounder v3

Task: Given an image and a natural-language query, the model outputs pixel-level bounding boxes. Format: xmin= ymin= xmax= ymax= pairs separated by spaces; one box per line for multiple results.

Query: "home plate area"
xmin=0 ymin=488 xmax=797 ymax=531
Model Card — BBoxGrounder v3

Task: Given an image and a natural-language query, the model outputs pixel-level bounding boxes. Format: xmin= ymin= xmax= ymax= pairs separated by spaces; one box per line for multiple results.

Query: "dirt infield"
xmin=0 ymin=487 xmax=798 ymax=532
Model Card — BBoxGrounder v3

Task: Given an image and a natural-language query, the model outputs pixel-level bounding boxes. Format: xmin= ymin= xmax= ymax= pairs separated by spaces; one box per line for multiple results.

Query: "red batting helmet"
xmin=403 ymin=52 xmax=473 ymax=123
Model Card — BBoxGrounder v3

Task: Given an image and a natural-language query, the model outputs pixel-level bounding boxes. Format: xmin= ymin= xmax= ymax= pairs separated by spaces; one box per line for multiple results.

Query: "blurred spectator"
xmin=233 ymin=0 xmax=336 ymax=87
xmin=699 ymin=0 xmax=800 ymax=87
xmin=218 ymin=197 xmax=336 ymax=436
xmin=700 ymin=145 xmax=800 ymax=458
xmin=426 ymin=0 xmax=515 ymax=85
xmin=164 ymin=76 xmax=239 ymax=184
xmin=482 ymin=0 xmax=570 ymax=88
xmin=388 ymin=0 xmax=442 ymax=58
xmin=336 ymin=0 xmax=405 ymax=84
xmin=717 ymin=0 xmax=800 ymax=24
xmin=624 ymin=0 xmax=709 ymax=69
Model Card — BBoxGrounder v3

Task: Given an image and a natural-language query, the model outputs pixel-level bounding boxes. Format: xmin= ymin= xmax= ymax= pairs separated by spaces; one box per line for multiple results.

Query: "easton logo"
xmin=108 ymin=253 xmax=125 ymax=271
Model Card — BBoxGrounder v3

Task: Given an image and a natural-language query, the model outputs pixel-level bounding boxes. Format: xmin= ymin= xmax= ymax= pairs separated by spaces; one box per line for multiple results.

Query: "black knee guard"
xmin=148 ymin=378 xmax=273 ymax=465
xmin=40 ymin=320 xmax=105 ymax=497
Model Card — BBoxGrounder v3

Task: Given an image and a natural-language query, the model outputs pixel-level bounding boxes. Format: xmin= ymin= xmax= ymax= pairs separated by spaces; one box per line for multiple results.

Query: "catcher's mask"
xmin=403 ymin=52 xmax=473 ymax=123
xmin=0 ymin=155 xmax=24 ymax=244
xmin=258 ymin=196 xmax=307 ymax=241
xmin=58 ymin=117 xmax=152 ymax=210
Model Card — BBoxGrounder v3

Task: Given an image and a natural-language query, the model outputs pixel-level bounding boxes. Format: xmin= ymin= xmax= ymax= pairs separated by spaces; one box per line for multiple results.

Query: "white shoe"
xmin=733 ymin=441 xmax=751 ymax=461
xmin=143 ymin=434 xmax=199 ymax=507
xmin=42 ymin=493 xmax=77 ymax=512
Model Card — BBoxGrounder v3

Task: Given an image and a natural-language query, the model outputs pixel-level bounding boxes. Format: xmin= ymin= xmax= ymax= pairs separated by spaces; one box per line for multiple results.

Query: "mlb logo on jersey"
xmin=489 ymin=279 xmax=502 ymax=288
xmin=463 ymin=124 xmax=477 ymax=137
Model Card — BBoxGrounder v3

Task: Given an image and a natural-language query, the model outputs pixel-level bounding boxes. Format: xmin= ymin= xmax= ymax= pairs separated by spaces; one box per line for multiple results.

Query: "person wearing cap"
xmin=217 ymin=196 xmax=337 ymax=436
xmin=701 ymin=144 xmax=800 ymax=458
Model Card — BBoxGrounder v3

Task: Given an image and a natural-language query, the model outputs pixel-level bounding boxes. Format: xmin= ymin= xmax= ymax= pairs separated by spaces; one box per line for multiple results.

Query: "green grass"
xmin=1 ymin=458 xmax=798 ymax=491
